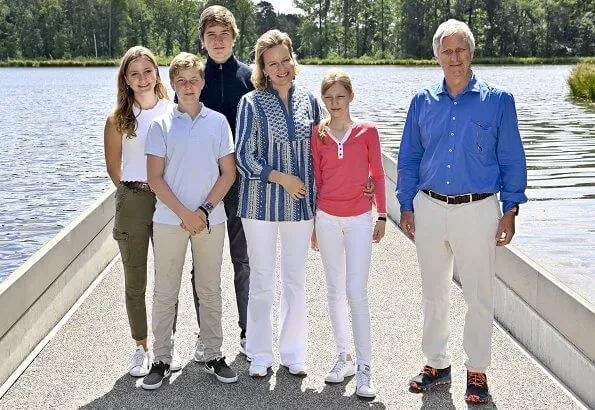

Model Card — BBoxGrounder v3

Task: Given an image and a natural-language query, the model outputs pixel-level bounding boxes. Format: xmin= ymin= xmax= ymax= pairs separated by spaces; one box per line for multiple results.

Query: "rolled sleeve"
xmin=497 ymin=92 xmax=528 ymax=213
xmin=235 ymin=95 xmax=270 ymax=181
xmin=396 ymin=97 xmax=424 ymax=212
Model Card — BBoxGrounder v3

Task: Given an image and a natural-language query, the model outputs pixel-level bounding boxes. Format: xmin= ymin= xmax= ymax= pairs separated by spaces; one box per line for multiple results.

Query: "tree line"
xmin=0 ymin=0 xmax=592 ymax=62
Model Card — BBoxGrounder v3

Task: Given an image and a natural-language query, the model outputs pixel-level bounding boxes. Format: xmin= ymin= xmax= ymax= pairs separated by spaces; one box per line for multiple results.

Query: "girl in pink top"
xmin=311 ymin=70 xmax=387 ymax=399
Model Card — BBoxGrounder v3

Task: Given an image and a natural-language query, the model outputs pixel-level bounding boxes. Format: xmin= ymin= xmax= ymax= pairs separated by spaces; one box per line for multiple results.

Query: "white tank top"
xmin=121 ymin=99 xmax=171 ymax=182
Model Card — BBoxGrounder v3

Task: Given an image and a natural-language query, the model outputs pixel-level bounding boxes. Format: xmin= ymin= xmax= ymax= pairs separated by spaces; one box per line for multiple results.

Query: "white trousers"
xmin=315 ymin=210 xmax=373 ymax=366
xmin=152 ymin=223 xmax=225 ymax=363
xmin=242 ymin=218 xmax=313 ymax=367
xmin=414 ymin=191 xmax=501 ymax=372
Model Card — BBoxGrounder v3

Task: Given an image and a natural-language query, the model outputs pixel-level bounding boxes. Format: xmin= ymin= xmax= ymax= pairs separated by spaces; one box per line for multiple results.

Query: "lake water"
xmin=0 ymin=65 xmax=593 ymax=304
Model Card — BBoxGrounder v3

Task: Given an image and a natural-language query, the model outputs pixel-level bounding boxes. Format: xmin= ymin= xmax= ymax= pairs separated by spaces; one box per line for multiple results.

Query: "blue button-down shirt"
xmin=397 ymin=73 xmax=527 ymax=213
xmin=235 ymin=84 xmax=321 ymax=221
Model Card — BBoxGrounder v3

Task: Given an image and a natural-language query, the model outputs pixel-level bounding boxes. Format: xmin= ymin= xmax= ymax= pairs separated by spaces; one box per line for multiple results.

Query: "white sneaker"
xmin=194 ymin=333 xmax=205 ymax=363
xmin=325 ymin=353 xmax=356 ymax=383
xmin=128 ymin=346 xmax=149 ymax=377
xmin=356 ymin=364 xmax=376 ymax=398
xmin=248 ymin=363 xmax=269 ymax=377
xmin=170 ymin=345 xmax=182 ymax=372
xmin=284 ymin=363 xmax=307 ymax=377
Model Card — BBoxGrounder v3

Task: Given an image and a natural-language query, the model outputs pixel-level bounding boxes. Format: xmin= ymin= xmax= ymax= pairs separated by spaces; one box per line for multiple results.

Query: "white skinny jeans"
xmin=242 ymin=218 xmax=313 ymax=368
xmin=315 ymin=209 xmax=373 ymax=366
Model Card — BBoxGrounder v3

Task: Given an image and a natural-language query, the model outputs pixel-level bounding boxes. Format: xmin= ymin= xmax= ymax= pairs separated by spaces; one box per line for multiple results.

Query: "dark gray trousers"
xmin=191 ymin=179 xmax=250 ymax=334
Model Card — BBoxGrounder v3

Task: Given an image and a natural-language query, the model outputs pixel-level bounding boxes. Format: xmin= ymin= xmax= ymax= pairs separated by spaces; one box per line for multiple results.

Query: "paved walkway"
xmin=0 ymin=221 xmax=582 ymax=409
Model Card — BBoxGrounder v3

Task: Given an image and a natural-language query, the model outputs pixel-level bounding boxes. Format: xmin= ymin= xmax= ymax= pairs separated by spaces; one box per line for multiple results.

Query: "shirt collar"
xmin=206 ymin=54 xmax=237 ymax=70
xmin=269 ymin=82 xmax=295 ymax=96
xmin=437 ymin=71 xmax=480 ymax=95
xmin=174 ymin=104 xmax=208 ymax=119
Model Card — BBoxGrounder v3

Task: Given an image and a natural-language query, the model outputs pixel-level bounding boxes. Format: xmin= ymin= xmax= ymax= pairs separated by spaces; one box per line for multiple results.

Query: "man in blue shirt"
xmin=397 ymin=19 xmax=527 ymax=404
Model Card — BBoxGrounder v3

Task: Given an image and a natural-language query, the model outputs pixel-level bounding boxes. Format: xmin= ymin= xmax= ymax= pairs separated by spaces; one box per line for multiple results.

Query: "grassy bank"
xmin=568 ymin=63 xmax=595 ymax=102
xmin=301 ymin=56 xmax=595 ymax=65
xmin=2 ymin=56 xmax=594 ymax=68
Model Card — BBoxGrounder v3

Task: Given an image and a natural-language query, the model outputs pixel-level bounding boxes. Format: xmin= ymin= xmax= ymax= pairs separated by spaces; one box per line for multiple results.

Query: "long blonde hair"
xmin=114 ymin=46 xmax=168 ymax=138
xmin=318 ymin=69 xmax=354 ymax=144
xmin=251 ymin=29 xmax=300 ymax=90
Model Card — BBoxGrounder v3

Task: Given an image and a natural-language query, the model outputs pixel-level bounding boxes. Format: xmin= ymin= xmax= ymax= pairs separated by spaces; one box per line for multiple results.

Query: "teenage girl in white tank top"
xmin=103 ymin=46 xmax=175 ymax=377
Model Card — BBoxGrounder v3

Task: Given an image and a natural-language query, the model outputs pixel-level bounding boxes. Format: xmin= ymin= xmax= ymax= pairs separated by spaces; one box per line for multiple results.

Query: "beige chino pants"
xmin=413 ymin=191 xmax=501 ymax=373
xmin=152 ymin=222 xmax=225 ymax=364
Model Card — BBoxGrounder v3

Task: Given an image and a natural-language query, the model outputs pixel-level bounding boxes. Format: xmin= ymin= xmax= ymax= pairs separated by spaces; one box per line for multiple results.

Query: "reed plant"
xmin=568 ymin=63 xmax=595 ymax=102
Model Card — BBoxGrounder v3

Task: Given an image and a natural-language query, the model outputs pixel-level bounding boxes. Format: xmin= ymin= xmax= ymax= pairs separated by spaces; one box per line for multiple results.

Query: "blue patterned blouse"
xmin=235 ymin=83 xmax=321 ymax=221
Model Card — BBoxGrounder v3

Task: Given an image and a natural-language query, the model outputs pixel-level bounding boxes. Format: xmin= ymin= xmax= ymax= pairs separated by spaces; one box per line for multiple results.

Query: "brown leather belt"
xmin=423 ymin=190 xmax=493 ymax=205
xmin=122 ymin=181 xmax=152 ymax=192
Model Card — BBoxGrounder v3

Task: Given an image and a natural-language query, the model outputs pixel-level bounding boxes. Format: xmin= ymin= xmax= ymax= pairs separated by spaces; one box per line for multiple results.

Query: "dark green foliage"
xmin=0 ymin=0 xmax=592 ymax=60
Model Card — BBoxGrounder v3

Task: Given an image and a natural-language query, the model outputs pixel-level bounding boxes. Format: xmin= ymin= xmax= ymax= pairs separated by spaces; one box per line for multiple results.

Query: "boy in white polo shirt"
xmin=142 ymin=52 xmax=238 ymax=389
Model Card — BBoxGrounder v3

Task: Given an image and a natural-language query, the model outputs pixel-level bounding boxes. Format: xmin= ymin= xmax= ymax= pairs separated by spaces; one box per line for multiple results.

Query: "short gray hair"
xmin=432 ymin=19 xmax=475 ymax=57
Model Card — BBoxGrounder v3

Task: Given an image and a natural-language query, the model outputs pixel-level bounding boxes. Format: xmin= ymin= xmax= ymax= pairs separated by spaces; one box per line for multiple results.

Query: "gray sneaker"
xmin=204 ymin=357 xmax=238 ymax=383
xmin=194 ymin=333 xmax=205 ymax=363
xmin=141 ymin=361 xmax=171 ymax=390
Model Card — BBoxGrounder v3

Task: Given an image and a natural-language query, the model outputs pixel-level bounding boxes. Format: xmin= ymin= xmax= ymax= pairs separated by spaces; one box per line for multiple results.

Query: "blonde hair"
xmin=169 ymin=52 xmax=204 ymax=82
xmin=199 ymin=5 xmax=239 ymax=42
xmin=318 ymin=69 xmax=354 ymax=144
xmin=251 ymin=29 xmax=300 ymax=90
xmin=115 ymin=46 xmax=168 ymax=138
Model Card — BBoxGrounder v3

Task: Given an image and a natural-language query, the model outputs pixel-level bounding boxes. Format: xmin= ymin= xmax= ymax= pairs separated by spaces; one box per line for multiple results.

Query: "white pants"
xmin=242 ymin=218 xmax=313 ymax=367
xmin=414 ymin=191 xmax=501 ymax=372
xmin=315 ymin=210 xmax=373 ymax=366
xmin=152 ymin=223 xmax=225 ymax=363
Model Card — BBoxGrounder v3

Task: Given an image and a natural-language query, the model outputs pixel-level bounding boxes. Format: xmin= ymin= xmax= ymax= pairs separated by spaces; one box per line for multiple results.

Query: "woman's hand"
xmin=310 ymin=229 xmax=319 ymax=251
xmin=281 ymin=174 xmax=307 ymax=201
xmin=372 ymin=220 xmax=386 ymax=243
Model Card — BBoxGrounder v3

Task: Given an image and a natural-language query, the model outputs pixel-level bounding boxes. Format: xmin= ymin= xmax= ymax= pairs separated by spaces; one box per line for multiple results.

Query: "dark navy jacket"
xmin=200 ymin=55 xmax=254 ymax=141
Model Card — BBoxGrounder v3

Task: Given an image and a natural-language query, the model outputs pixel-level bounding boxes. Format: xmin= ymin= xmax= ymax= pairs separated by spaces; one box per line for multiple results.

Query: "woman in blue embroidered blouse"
xmin=235 ymin=29 xmax=321 ymax=378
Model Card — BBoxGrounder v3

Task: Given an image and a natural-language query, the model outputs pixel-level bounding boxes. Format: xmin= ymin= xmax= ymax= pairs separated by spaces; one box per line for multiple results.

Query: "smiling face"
xmin=436 ymin=32 xmax=473 ymax=86
xmin=262 ymin=44 xmax=296 ymax=91
xmin=202 ymin=23 xmax=235 ymax=64
xmin=171 ymin=68 xmax=204 ymax=106
xmin=125 ymin=57 xmax=158 ymax=96
xmin=322 ymin=82 xmax=354 ymax=120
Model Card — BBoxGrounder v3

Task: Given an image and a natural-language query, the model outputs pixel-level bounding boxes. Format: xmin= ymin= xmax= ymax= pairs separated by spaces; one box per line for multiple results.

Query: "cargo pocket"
xmin=113 ymin=229 xmax=131 ymax=264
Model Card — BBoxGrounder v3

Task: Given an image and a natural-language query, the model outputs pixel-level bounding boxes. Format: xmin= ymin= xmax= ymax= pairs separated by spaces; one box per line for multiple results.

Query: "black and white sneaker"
xmin=204 ymin=357 xmax=238 ymax=383
xmin=141 ymin=361 xmax=171 ymax=390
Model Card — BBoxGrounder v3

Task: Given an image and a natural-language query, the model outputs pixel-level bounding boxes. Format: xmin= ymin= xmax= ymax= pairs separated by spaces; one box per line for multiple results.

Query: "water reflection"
xmin=0 ymin=65 xmax=593 ymax=303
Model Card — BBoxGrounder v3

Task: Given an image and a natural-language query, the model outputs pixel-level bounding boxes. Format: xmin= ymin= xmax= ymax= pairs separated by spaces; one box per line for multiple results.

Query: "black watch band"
xmin=198 ymin=205 xmax=209 ymax=218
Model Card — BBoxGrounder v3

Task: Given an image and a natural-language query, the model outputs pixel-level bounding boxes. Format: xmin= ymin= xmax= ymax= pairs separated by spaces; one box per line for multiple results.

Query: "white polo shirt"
xmin=145 ymin=104 xmax=234 ymax=226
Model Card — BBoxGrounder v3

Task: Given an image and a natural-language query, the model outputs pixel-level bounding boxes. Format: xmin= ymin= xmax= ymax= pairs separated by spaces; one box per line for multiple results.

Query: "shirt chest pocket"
xmin=467 ymin=121 xmax=497 ymax=160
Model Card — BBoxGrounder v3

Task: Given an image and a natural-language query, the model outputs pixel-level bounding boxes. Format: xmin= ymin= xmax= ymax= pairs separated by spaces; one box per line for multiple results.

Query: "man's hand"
xmin=496 ymin=211 xmax=516 ymax=246
xmin=180 ymin=210 xmax=207 ymax=236
xmin=363 ymin=177 xmax=375 ymax=199
xmin=400 ymin=211 xmax=415 ymax=241
xmin=310 ymin=229 xmax=319 ymax=251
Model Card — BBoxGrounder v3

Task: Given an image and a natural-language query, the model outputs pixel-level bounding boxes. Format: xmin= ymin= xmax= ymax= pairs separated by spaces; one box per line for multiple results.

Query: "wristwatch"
xmin=203 ymin=202 xmax=214 ymax=214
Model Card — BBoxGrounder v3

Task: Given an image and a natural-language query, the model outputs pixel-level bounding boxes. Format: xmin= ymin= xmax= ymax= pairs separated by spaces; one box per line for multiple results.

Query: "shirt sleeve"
xmin=235 ymin=94 xmax=274 ymax=183
xmin=144 ymin=120 xmax=166 ymax=158
xmin=497 ymin=91 xmax=528 ymax=213
xmin=218 ymin=116 xmax=235 ymax=159
xmin=367 ymin=125 xmax=387 ymax=214
xmin=396 ymin=96 xmax=424 ymax=212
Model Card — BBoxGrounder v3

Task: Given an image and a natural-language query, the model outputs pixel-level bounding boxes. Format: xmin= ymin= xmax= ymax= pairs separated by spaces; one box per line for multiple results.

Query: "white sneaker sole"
xmin=141 ymin=371 xmax=171 ymax=390
xmin=325 ymin=366 xmax=356 ymax=383
xmin=204 ymin=367 xmax=239 ymax=383
xmin=356 ymin=389 xmax=376 ymax=398
xmin=129 ymin=366 xmax=149 ymax=377
xmin=249 ymin=366 xmax=270 ymax=377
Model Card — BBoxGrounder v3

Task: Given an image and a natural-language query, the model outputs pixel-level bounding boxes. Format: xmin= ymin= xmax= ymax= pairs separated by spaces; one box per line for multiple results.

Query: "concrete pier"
xmin=0 ymin=221 xmax=583 ymax=409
